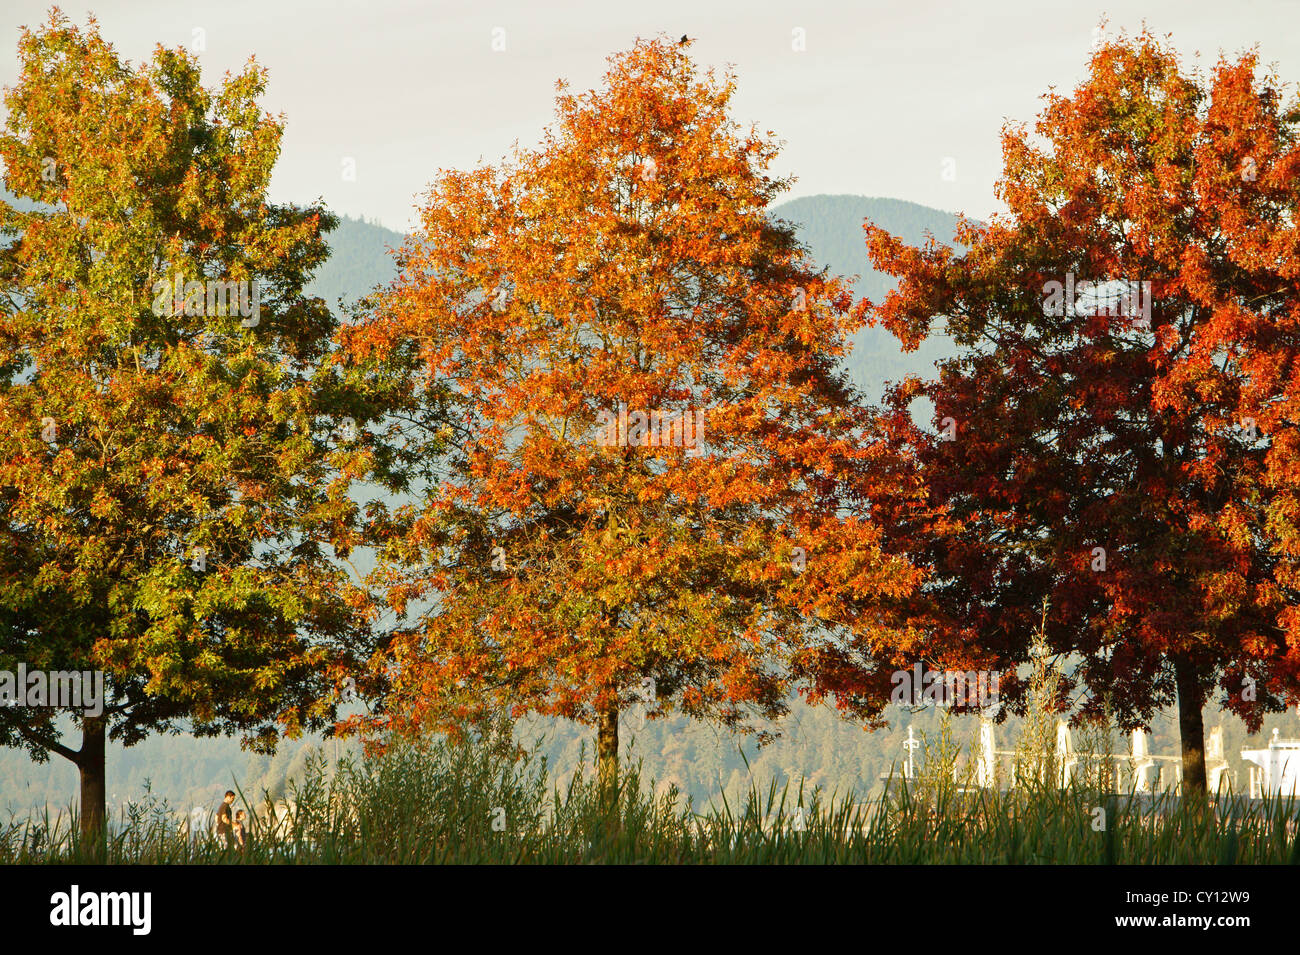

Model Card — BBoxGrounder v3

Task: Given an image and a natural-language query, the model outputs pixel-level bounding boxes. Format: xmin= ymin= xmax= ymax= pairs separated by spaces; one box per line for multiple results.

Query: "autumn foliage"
xmin=7 ymin=12 xmax=1300 ymax=830
xmin=0 ymin=14 xmax=377 ymax=837
xmin=341 ymin=37 xmax=928 ymax=780
xmin=866 ymin=30 xmax=1300 ymax=789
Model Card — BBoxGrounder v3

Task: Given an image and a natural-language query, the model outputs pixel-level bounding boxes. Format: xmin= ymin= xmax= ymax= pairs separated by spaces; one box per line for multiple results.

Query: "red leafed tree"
xmin=867 ymin=29 xmax=1300 ymax=791
xmin=341 ymin=37 xmax=929 ymax=786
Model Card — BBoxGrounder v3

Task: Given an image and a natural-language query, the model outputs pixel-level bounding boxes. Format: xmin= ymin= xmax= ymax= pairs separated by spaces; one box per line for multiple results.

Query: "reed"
xmin=3 ymin=722 xmax=1296 ymax=864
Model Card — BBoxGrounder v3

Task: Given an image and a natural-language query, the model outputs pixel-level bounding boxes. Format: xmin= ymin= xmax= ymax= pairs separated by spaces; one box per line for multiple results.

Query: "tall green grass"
xmin=2 ymin=725 xmax=1297 ymax=864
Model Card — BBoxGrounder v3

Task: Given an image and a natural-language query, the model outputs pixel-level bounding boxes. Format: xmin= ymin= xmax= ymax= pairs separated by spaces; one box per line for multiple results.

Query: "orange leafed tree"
xmin=342 ymin=37 xmax=929 ymax=784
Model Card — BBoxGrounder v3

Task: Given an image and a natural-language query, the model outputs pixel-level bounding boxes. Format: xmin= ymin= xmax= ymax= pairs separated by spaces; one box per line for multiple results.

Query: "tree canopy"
xmin=867 ymin=29 xmax=1300 ymax=789
xmin=341 ymin=36 xmax=930 ymax=782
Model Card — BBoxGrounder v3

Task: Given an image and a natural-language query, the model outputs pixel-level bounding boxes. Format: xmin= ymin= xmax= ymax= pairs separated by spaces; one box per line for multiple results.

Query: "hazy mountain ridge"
xmin=306 ymin=214 xmax=402 ymax=311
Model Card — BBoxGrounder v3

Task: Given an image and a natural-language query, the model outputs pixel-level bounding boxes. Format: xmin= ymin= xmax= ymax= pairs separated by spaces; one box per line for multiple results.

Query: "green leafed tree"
xmin=0 ymin=13 xmax=380 ymax=841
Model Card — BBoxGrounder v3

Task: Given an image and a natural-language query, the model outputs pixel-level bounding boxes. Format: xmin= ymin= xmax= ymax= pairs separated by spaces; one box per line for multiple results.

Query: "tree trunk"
xmin=1174 ymin=657 xmax=1207 ymax=797
xmin=78 ymin=716 xmax=107 ymax=846
xmin=597 ymin=702 xmax=619 ymax=797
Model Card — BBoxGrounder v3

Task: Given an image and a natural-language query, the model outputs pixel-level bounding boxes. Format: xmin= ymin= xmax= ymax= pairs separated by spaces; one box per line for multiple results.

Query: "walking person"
xmin=214 ymin=790 xmax=236 ymax=849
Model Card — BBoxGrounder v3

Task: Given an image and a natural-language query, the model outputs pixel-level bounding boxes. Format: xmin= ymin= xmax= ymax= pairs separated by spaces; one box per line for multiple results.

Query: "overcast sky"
xmin=2 ymin=0 xmax=1298 ymax=232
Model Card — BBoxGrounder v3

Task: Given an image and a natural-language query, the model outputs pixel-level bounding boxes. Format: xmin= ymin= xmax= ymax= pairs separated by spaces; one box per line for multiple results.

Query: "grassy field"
xmin=3 ymin=728 xmax=1298 ymax=865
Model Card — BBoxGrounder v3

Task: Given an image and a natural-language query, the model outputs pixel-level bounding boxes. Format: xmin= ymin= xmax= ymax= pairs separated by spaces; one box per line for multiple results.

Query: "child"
xmin=233 ymin=809 xmax=249 ymax=853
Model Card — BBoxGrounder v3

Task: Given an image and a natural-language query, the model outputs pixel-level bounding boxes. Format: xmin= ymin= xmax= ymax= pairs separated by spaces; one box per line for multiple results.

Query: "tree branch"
xmin=12 ymin=721 xmax=81 ymax=764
